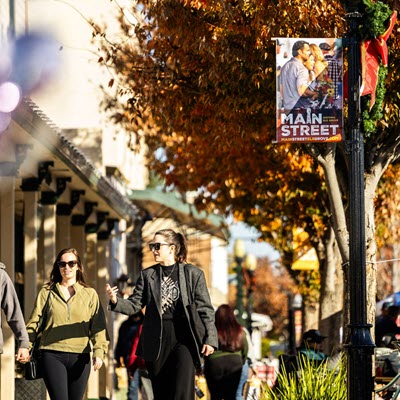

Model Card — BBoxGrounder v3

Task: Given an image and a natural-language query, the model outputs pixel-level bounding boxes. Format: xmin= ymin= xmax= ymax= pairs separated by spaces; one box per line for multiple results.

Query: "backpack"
xmin=127 ymin=324 xmax=146 ymax=373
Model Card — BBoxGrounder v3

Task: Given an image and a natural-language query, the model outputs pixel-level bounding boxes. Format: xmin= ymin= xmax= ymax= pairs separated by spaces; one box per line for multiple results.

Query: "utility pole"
xmin=342 ymin=0 xmax=375 ymax=398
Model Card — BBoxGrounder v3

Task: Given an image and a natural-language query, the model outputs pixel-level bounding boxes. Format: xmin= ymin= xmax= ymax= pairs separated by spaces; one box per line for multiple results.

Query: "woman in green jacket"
xmin=26 ymin=248 xmax=109 ymax=400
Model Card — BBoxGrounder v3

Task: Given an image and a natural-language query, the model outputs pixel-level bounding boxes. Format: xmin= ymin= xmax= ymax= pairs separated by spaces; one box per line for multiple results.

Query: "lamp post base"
xmin=345 ymin=323 xmax=375 ymax=399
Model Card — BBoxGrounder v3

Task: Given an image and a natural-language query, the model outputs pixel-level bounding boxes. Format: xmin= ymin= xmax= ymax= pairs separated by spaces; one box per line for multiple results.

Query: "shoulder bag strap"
xmin=31 ymin=289 xmax=52 ymax=351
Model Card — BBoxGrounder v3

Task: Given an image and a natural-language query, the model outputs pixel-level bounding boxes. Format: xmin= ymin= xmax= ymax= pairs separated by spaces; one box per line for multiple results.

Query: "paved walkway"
xmin=115 ymin=388 xmax=128 ymax=400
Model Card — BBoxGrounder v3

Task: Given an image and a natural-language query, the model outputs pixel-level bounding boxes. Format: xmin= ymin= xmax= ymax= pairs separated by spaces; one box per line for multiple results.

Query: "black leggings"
xmin=148 ymin=342 xmax=195 ymax=400
xmin=147 ymin=319 xmax=196 ymax=400
xmin=204 ymin=354 xmax=243 ymax=400
xmin=41 ymin=350 xmax=91 ymax=400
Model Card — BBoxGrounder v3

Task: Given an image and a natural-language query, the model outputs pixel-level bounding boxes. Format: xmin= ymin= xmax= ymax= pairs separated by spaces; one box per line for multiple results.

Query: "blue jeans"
xmin=236 ymin=362 xmax=249 ymax=400
xmin=128 ymin=369 xmax=140 ymax=400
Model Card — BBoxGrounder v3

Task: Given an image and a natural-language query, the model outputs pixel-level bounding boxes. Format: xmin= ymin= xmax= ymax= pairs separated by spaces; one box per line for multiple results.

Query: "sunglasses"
xmin=57 ymin=260 xmax=78 ymax=268
xmin=149 ymin=243 xmax=170 ymax=251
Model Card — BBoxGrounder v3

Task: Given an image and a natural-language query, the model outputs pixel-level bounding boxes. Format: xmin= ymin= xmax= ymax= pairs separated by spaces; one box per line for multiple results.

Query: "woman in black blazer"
xmin=106 ymin=229 xmax=218 ymax=400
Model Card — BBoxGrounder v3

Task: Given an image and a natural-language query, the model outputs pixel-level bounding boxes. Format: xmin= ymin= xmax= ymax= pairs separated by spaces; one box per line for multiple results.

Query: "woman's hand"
xmin=105 ymin=284 xmax=118 ymax=304
xmin=93 ymin=357 xmax=103 ymax=371
xmin=202 ymin=344 xmax=214 ymax=357
xmin=15 ymin=348 xmax=30 ymax=363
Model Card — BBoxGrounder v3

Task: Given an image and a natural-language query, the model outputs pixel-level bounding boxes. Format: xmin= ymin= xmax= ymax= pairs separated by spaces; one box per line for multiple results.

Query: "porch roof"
xmin=129 ymin=188 xmax=229 ymax=241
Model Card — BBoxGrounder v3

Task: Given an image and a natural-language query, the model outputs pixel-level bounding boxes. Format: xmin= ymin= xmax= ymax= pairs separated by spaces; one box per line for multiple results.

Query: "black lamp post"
xmin=341 ymin=0 xmax=375 ymax=398
xmin=244 ymin=253 xmax=257 ymax=334
xmin=287 ymin=293 xmax=303 ymax=354
xmin=287 ymin=293 xmax=296 ymax=355
xmin=234 ymin=239 xmax=246 ymax=324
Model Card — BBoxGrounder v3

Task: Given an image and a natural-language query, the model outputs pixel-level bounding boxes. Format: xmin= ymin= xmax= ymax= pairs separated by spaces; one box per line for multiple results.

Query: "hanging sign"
xmin=276 ymin=38 xmax=343 ymax=143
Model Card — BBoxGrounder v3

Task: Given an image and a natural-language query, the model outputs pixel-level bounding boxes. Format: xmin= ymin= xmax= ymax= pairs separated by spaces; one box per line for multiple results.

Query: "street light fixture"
xmin=234 ymin=239 xmax=246 ymax=324
xmin=244 ymin=253 xmax=257 ymax=334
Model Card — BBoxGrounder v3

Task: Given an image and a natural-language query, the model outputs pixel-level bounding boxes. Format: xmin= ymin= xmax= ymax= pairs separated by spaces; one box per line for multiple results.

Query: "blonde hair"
xmin=309 ymin=44 xmax=328 ymax=78
xmin=309 ymin=44 xmax=327 ymax=65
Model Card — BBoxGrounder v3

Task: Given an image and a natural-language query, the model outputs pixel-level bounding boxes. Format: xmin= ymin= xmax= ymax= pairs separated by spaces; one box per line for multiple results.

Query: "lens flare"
xmin=0 ymin=81 xmax=21 ymax=113
xmin=0 ymin=112 xmax=11 ymax=133
xmin=10 ymin=32 xmax=61 ymax=94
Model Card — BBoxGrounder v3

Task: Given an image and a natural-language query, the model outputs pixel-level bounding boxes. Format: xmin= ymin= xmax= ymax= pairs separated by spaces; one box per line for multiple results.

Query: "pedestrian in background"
xmin=115 ymin=311 xmax=145 ymax=400
xmin=106 ymin=228 xmax=218 ymax=400
xmin=0 ymin=262 xmax=30 ymax=363
xmin=375 ymin=305 xmax=400 ymax=347
xmin=297 ymin=329 xmax=328 ymax=366
xmin=277 ymin=329 xmax=327 ymax=385
xmin=204 ymin=304 xmax=248 ymax=400
xmin=236 ymin=326 xmax=255 ymax=400
xmin=376 ymin=302 xmax=391 ymax=325
xmin=26 ymin=248 xmax=109 ymax=400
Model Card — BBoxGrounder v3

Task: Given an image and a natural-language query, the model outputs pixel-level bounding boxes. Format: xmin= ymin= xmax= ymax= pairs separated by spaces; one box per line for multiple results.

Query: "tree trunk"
xmin=365 ymin=172 xmax=380 ymax=329
xmin=310 ymin=145 xmax=384 ymax=345
xmin=392 ymin=244 xmax=400 ymax=293
xmin=319 ymin=228 xmax=344 ymax=354
xmin=309 ymin=143 xmax=349 ymax=263
xmin=308 ymin=144 xmax=350 ymax=343
xmin=303 ymin=302 xmax=319 ymax=333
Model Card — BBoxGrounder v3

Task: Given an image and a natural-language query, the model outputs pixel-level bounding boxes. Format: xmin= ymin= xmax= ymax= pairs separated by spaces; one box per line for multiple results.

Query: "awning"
xmin=129 ymin=188 xmax=229 ymax=241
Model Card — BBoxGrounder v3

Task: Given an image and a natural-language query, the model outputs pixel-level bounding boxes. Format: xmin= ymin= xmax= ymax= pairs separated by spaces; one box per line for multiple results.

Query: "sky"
xmin=227 ymin=220 xmax=280 ymax=261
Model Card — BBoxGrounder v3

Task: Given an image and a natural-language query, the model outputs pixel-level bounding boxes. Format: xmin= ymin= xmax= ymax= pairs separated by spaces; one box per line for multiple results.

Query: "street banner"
xmin=276 ymin=38 xmax=343 ymax=143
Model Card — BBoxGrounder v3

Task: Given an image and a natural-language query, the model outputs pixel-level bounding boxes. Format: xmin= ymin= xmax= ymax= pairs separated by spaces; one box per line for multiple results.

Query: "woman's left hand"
xmin=202 ymin=344 xmax=214 ymax=357
xmin=93 ymin=357 xmax=103 ymax=371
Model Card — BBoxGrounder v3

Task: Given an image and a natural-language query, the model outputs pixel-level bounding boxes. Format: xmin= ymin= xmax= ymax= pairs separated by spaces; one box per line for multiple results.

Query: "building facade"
xmin=1 ymin=99 xmax=140 ymax=399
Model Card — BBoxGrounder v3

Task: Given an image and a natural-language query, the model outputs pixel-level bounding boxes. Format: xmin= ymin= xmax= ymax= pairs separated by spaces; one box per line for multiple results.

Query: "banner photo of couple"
xmin=276 ymin=38 xmax=343 ymax=143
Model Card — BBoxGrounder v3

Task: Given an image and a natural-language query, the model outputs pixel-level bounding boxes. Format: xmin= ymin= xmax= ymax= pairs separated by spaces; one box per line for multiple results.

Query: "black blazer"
xmin=110 ymin=263 xmax=218 ymax=364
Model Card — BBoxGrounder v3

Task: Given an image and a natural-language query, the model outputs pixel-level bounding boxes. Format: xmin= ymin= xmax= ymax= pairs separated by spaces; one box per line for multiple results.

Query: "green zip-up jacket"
xmin=26 ymin=283 xmax=109 ymax=359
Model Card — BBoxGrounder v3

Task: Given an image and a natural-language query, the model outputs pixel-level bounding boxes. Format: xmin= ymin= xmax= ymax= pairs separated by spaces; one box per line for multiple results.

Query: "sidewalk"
xmin=115 ymin=388 xmax=128 ymax=400
xmin=115 ymin=388 xmax=149 ymax=400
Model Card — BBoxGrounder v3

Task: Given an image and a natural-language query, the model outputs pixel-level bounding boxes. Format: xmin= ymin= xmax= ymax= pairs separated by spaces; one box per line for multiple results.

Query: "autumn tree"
xmin=251 ymin=257 xmax=296 ymax=338
xmin=93 ymin=0 xmax=400 ymax=345
xmin=375 ymin=163 xmax=400 ymax=299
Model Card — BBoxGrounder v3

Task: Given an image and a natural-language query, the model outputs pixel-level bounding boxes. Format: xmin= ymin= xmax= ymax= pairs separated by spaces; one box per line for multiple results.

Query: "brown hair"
xmin=215 ymin=304 xmax=244 ymax=352
xmin=46 ymin=247 xmax=88 ymax=288
xmin=154 ymin=229 xmax=187 ymax=262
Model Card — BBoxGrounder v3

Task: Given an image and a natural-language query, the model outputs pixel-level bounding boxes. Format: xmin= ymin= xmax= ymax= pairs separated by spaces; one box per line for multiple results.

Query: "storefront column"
xmin=86 ymin=232 xmax=98 ymax=287
xmin=43 ymin=204 xmax=56 ymax=281
xmin=97 ymin=237 xmax=112 ymax=399
xmin=86 ymin=232 xmax=99 ymax=399
xmin=0 ymin=177 xmax=16 ymax=399
xmin=71 ymin=224 xmax=85 ymax=259
xmin=23 ymin=191 xmax=39 ymax=317
xmin=56 ymin=214 xmax=71 ymax=252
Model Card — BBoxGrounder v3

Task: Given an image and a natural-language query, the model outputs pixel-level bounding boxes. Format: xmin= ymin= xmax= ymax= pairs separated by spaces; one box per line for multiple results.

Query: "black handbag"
xmin=25 ymin=290 xmax=52 ymax=380
xmin=24 ymin=351 xmax=42 ymax=380
xmin=184 ymin=266 xmax=206 ymax=355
